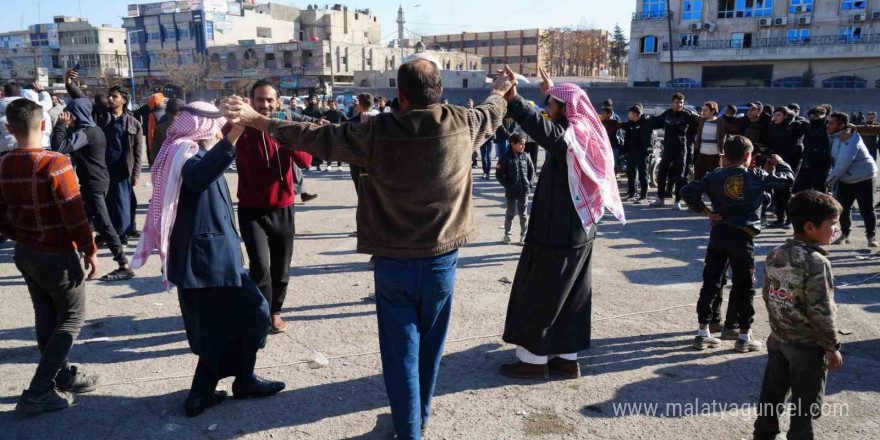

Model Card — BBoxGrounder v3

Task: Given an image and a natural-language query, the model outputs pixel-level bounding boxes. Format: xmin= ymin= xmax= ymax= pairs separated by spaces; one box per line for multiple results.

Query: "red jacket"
xmin=225 ymin=124 xmax=312 ymax=209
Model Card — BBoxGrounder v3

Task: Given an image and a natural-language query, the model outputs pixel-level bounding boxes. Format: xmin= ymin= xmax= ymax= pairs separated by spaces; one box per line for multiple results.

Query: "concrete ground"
xmin=1 ymin=157 xmax=878 ymax=440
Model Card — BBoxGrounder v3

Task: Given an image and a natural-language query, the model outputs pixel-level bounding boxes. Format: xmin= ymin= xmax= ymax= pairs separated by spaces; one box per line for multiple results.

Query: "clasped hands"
xmin=220 ymin=96 xmax=331 ymax=131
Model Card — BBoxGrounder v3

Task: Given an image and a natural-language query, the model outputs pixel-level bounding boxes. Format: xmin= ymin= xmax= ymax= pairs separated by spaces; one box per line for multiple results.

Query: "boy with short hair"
xmin=0 ymin=99 xmax=100 ymax=413
xmin=681 ymin=135 xmax=795 ymax=353
xmin=496 ymin=133 xmax=534 ymax=245
xmin=753 ymin=190 xmax=843 ymax=440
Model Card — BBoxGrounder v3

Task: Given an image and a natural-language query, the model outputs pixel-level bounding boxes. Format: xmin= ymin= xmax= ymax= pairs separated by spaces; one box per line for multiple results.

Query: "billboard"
xmin=203 ymin=0 xmax=229 ymax=13
xmin=46 ymin=24 xmax=60 ymax=49
xmin=161 ymin=2 xmax=177 ymax=14
xmin=227 ymin=2 xmax=243 ymax=16
xmin=298 ymin=76 xmax=319 ymax=88
xmin=127 ymin=4 xmax=140 ymax=17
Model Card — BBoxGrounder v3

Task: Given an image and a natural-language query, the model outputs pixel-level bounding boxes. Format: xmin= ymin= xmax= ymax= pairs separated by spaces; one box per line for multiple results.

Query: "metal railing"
xmin=671 ymin=33 xmax=880 ymax=50
xmin=633 ymin=12 xmax=670 ymax=21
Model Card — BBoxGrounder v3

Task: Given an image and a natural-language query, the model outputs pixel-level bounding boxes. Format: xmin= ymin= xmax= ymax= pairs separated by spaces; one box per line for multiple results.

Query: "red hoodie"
xmin=224 ymin=124 xmax=312 ymax=209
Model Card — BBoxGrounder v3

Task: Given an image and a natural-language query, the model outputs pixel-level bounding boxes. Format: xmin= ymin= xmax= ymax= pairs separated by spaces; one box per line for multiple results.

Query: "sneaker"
xmin=16 ymin=388 xmax=75 ymax=413
xmin=691 ymin=335 xmax=721 ymax=350
xmin=633 ymin=197 xmax=646 ymax=205
xmin=734 ymin=337 xmax=762 ymax=353
xmin=708 ymin=322 xmax=724 ymax=334
xmin=519 ymin=235 xmax=526 ymax=246
xmin=56 ymin=365 xmax=99 ymax=393
xmin=832 ymin=234 xmax=851 ymax=245
xmin=624 ymin=194 xmax=635 ymax=201
xmin=673 ymin=201 xmax=683 ymax=211
xmin=502 ymin=235 xmax=512 ymax=245
xmin=869 ymin=237 xmax=879 ymax=248
xmin=650 ymin=198 xmax=666 ymax=207
xmin=766 ymin=220 xmax=785 ymax=229
xmin=720 ymin=326 xmax=741 ymax=340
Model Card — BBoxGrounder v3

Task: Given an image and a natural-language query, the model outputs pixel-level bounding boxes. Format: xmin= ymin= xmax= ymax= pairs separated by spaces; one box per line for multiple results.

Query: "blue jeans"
xmin=480 ymin=140 xmax=493 ymax=175
xmin=495 ymin=139 xmax=508 ymax=159
xmin=375 ymin=250 xmax=458 ymax=440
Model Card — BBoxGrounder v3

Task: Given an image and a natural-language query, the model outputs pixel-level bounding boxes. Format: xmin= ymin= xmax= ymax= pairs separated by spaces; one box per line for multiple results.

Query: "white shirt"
xmin=700 ymin=118 xmax=719 ymax=155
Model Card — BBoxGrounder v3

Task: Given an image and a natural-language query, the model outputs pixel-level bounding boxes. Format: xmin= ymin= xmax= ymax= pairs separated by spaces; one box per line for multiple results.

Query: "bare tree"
xmin=158 ymin=49 xmax=216 ymax=98
xmin=541 ymin=27 xmax=608 ymax=77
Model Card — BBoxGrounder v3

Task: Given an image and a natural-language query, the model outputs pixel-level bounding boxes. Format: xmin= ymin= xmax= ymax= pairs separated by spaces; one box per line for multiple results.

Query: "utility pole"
xmin=328 ymin=34 xmax=335 ymax=90
xmin=666 ymin=1 xmax=675 ymax=86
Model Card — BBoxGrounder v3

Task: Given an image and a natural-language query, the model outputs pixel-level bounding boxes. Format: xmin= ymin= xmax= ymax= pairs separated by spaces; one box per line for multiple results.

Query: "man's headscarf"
xmin=132 ymin=101 xmax=226 ymax=291
xmin=547 ymin=83 xmax=625 ymax=231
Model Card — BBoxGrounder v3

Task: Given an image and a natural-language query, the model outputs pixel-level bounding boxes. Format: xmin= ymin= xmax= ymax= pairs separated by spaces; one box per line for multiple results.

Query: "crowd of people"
xmin=0 ymin=55 xmax=869 ymax=439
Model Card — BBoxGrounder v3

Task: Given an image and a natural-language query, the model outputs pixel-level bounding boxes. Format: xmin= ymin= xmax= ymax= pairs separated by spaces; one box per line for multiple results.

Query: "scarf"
xmin=131 ymin=101 xmax=226 ymax=291
xmin=547 ymin=83 xmax=626 ymax=231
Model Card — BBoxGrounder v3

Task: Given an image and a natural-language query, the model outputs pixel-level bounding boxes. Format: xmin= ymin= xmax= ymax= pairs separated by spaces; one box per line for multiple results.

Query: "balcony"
xmin=632 ymin=11 xmax=669 ymax=21
xmin=660 ymin=34 xmax=880 ymax=62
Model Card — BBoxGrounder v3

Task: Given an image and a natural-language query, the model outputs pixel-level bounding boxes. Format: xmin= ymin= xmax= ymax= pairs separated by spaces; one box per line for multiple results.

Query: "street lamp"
xmin=126 ymin=29 xmax=144 ymax=104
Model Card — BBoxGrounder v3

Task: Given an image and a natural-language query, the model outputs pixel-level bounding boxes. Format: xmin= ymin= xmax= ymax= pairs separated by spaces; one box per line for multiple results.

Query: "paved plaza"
xmin=1 ymin=161 xmax=878 ymax=439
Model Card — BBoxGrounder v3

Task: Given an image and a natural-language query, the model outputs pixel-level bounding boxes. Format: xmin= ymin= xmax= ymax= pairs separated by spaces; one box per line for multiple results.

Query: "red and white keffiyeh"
xmin=547 ymin=83 xmax=626 ymax=231
xmin=131 ymin=102 xmax=227 ymax=291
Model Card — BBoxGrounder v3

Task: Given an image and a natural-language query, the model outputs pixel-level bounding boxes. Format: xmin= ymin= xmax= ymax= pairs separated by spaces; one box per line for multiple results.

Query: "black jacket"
xmin=507 ymin=96 xmax=591 ymax=248
xmin=802 ymin=118 xmax=832 ymax=170
xmin=645 ymin=109 xmax=699 ymax=153
xmin=618 ymin=116 xmax=655 ymax=156
xmin=766 ymin=115 xmax=809 ymax=165
xmin=682 ymin=163 xmax=795 ymax=236
xmin=724 ymin=113 xmax=772 ymax=151
xmin=168 ymin=138 xmax=246 ymax=289
xmin=495 ymin=118 xmax=518 ymax=142
xmin=496 ymin=150 xmax=534 ymax=198
xmin=302 ymin=105 xmax=323 ymax=120
xmin=51 ymin=123 xmax=110 ymax=194
xmin=322 ymin=109 xmax=349 ymax=124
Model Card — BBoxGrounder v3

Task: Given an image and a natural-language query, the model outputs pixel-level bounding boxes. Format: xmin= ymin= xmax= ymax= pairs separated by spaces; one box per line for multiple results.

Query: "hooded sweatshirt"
xmin=50 ymin=98 xmax=110 ymax=193
xmin=144 ymin=93 xmax=166 ymax=155
xmin=224 ymin=122 xmax=312 ymax=210
xmin=0 ymin=90 xmax=53 ymax=152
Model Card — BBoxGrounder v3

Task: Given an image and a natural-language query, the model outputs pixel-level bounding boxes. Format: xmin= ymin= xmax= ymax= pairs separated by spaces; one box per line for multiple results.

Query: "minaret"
xmin=397 ymin=5 xmax=405 ymax=44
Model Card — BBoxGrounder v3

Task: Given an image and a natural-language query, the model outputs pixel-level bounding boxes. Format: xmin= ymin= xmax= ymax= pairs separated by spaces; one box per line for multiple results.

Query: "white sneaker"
xmin=650 ymin=198 xmax=666 ymax=207
xmin=502 ymin=235 xmax=511 ymax=245
xmin=673 ymin=201 xmax=683 ymax=211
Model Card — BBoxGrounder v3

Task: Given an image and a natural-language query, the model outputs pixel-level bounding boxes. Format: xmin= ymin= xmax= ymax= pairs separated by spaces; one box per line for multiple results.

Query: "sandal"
xmin=100 ymin=268 xmax=135 ymax=282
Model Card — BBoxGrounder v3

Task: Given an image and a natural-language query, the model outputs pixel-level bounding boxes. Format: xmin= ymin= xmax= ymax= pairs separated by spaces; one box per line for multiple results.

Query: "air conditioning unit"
xmin=871 ymin=11 xmax=880 ymax=20
xmin=798 ymin=17 xmax=812 ymax=25
xmin=758 ymin=18 xmax=772 ymax=27
xmin=703 ymin=22 xmax=716 ymax=32
xmin=853 ymin=13 xmax=867 ymax=22
xmin=793 ymin=5 xmax=807 ymax=13
xmin=773 ymin=17 xmax=788 ymax=26
xmin=690 ymin=23 xmax=703 ymax=31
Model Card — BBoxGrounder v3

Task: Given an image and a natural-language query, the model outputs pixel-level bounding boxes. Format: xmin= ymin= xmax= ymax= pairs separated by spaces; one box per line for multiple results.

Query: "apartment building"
xmin=629 ymin=0 xmax=880 ymax=88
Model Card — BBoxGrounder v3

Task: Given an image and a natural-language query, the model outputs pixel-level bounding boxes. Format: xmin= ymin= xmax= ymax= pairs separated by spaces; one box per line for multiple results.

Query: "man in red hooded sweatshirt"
xmin=224 ymin=79 xmax=314 ymax=334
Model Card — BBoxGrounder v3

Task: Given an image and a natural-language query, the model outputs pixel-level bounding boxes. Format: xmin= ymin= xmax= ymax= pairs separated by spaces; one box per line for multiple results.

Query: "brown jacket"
xmin=268 ymin=94 xmax=507 ymax=258
xmin=695 ymin=116 xmax=736 ymax=156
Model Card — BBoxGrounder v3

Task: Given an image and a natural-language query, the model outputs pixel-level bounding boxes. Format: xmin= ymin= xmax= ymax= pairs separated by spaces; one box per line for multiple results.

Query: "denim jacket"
xmin=682 ymin=162 xmax=794 ymax=235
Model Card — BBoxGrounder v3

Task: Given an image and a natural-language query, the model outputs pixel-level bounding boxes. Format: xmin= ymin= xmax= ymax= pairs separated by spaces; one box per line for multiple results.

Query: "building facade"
xmin=0 ymin=17 xmax=129 ymax=90
xmin=122 ymin=1 xmax=299 ymax=87
xmin=421 ymin=28 xmax=611 ymax=78
xmin=629 ymin=0 xmax=880 ymax=88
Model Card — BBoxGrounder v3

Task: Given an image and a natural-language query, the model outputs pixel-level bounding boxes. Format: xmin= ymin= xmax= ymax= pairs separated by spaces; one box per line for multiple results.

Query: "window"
xmin=787 ymin=29 xmax=809 ymax=42
xmin=681 ymin=34 xmax=699 ymax=47
xmin=643 ymin=0 xmax=666 ymax=18
xmin=463 ymin=40 xmax=477 ymax=48
xmin=161 ymin=24 xmax=176 ymax=41
xmin=789 ymin=0 xmax=812 ymax=12
xmin=450 ymin=41 xmax=461 ymax=49
xmin=462 ymin=78 xmax=469 ymax=88
xmin=839 ymin=26 xmax=862 ymax=42
xmin=772 ymin=77 xmax=804 ymax=88
xmin=265 ymin=52 xmax=276 ymax=69
xmin=522 ymin=37 xmax=538 ymax=45
xmin=129 ymin=32 xmax=140 ymax=44
xmin=389 ymin=78 xmax=396 ymax=87
xmin=60 ymin=30 xmax=98 ymax=45
xmin=731 ymin=32 xmax=752 ymax=48
xmin=717 ymin=0 xmax=773 ymax=18
xmin=479 ymin=40 xmax=489 ymax=47
xmin=508 ymin=37 xmax=523 ymax=46
xmin=491 ymin=38 xmax=505 ymax=47
xmin=822 ymin=76 xmax=866 ymax=88
xmin=226 ymin=53 xmax=238 ymax=70
xmin=147 ymin=32 xmax=161 ymax=42
xmin=683 ymin=1 xmax=703 ymax=20
xmin=177 ymin=23 xmax=191 ymax=39
xmin=666 ymin=78 xmax=701 ymax=88
xmin=257 ymin=27 xmax=272 ymax=38
xmin=841 ymin=1 xmax=867 ymax=10
xmin=132 ymin=53 xmax=148 ymax=69
xmin=109 ymin=38 xmax=114 ymax=43
xmin=640 ymin=36 xmax=658 ymax=53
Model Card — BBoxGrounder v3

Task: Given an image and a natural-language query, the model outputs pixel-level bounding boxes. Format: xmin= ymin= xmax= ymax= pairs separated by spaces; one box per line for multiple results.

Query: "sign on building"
xmin=227 ymin=2 xmax=243 ymax=16
xmin=280 ymin=76 xmax=299 ymax=88
xmin=238 ymin=39 xmax=256 ymax=47
xmin=127 ymin=4 xmax=140 ymax=17
xmin=215 ymin=22 xmax=233 ymax=30
xmin=203 ymin=0 xmax=229 ymax=13
xmin=46 ymin=24 xmax=60 ymax=50
xmin=298 ymin=76 xmax=319 ymax=88
xmin=242 ymin=68 xmax=260 ymax=78
xmin=161 ymin=2 xmax=177 ymax=14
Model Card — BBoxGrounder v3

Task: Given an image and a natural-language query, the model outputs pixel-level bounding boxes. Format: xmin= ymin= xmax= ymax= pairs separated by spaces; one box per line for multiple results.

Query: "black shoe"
xmin=184 ymin=391 xmax=227 ymax=417
xmin=15 ymin=388 xmax=75 ymax=413
xmin=100 ymin=267 xmax=135 ymax=282
xmin=231 ymin=376 xmax=285 ymax=399
xmin=767 ymin=220 xmax=785 ymax=229
xmin=127 ymin=229 xmax=141 ymax=239
xmin=301 ymin=193 xmax=319 ymax=203
xmin=56 ymin=365 xmax=99 ymax=394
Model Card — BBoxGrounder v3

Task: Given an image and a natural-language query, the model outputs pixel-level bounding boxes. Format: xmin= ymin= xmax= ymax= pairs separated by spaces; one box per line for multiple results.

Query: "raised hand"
xmin=490 ymin=66 xmax=515 ymax=98
xmin=58 ymin=111 xmax=75 ymax=126
xmin=538 ymin=66 xmax=554 ymax=95
xmin=65 ymin=69 xmax=78 ymax=85
xmin=500 ymin=65 xmax=518 ymax=102
xmin=224 ymin=96 xmax=265 ymax=129
xmin=32 ymin=81 xmax=44 ymax=92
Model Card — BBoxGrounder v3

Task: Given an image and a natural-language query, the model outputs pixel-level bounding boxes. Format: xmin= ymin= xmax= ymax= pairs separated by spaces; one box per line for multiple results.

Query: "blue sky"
xmin=2 ymin=0 xmax=636 ymax=39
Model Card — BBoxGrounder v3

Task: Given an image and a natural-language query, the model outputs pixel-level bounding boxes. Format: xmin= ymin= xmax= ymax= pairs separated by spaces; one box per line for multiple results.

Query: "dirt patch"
xmin=523 ymin=410 xmax=575 ymax=437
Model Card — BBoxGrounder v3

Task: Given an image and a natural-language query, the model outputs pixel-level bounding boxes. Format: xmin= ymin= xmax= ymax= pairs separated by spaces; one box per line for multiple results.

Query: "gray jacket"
xmin=827 ymin=131 xmax=877 ymax=185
